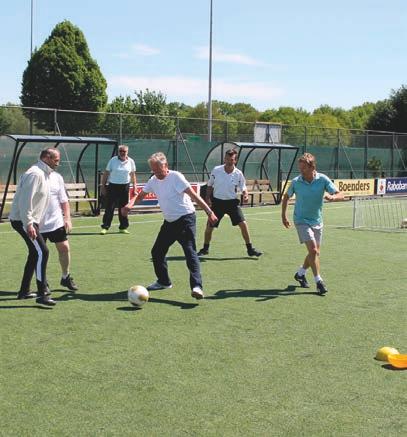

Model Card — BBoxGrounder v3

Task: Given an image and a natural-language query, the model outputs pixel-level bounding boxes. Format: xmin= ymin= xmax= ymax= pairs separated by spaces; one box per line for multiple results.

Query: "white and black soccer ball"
xmin=128 ymin=285 xmax=149 ymax=307
xmin=401 ymin=218 xmax=407 ymax=229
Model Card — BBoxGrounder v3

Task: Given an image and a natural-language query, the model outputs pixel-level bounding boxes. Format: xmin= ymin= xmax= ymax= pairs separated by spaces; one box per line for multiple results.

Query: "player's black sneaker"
xmin=60 ymin=275 xmax=78 ymax=291
xmin=316 ymin=280 xmax=328 ymax=295
xmin=36 ymin=295 xmax=57 ymax=306
xmin=247 ymin=247 xmax=263 ymax=257
xmin=197 ymin=248 xmax=209 ymax=256
xmin=294 ymin=272 xmax=310 ymax=288
xmin=146 ymin=281 xmax=173 ymax=291
xmin=17 ymin=291 xmax=37 ymax=300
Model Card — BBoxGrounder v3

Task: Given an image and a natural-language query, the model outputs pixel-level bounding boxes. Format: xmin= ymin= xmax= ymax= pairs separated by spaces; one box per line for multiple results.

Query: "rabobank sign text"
xmin=385 ymin=177 xmax=407 ymax=194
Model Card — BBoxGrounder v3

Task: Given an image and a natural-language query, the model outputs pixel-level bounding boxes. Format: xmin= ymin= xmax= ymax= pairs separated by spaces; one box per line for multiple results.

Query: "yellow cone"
xmin=375 ymin=346 xmax=399 ymax=361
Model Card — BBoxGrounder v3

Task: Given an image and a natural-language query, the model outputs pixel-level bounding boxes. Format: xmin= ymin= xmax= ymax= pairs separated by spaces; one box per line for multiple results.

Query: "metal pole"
xmin=391 ymin=132 xmax=395 ymax=177
xmin=364 ymin=131 xmax=368 ymax=178
xmin=30 ymin=0 xmax=33 ymax=57
xmin=208 ymin=0 xmax=213 ymax=142
xmin=29 ymin=0 xmax=34 ymax=135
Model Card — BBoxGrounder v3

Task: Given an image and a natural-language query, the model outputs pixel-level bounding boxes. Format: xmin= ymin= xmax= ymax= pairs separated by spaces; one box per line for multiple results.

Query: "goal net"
xmin=352 ymin=195 xmax=407 ymax=231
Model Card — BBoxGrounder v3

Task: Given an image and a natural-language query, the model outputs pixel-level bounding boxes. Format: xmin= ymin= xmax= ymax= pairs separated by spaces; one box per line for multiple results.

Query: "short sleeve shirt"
xmin=106 ymin=156 xmax=136 ymax=184
xmin=207 ymin=165 xmax=246 ymax=200
xmin=143 ymin=170 xmax=195 ymax=222
xmin=287 ymin=172 xmax=337 ymax=225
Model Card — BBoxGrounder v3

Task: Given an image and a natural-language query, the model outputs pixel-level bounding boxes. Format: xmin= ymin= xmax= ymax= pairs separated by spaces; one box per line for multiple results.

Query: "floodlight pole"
xmin=29 ymin=0 xmax=34 ymax=135
xmin=30 ymin=0 xmax=34 ymax=57
xmin=208 ymin=0 xmax=213 ymax=142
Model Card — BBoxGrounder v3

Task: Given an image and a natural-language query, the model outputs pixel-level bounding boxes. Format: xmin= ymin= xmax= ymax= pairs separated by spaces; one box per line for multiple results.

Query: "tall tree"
xmin=21 ymin=20 xmax=107 ymax=134
xmin=132 ymin=89 xmax=175 ymax=137
xmin=345 ymin=102 xmax=376 ymax=130
xmin=387 ymin=85 xmax=407 ymax=132
xmin=367 ymin=85 xmax=407 ymax=132
xmin=0 ymin=107 xmax=12 ymax=134
xmin=366 ymin=100 xmax=396 ymax=131
xmin=99 ymin=96 xmax=140 ymax=136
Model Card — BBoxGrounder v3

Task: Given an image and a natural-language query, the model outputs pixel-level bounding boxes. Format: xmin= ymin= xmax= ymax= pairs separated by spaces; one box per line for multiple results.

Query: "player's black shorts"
xmin=41 ymin=226 xmax=68 ymax=243
xmin=210 ymin=197 xmax=245 ymax=228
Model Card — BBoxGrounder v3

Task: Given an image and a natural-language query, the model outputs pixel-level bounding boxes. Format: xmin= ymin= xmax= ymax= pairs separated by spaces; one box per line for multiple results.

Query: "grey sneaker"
xmin=191 ymin=286 xmax=204 ymax=300
xmin=146 ymin=281 xmax=173 ymax=291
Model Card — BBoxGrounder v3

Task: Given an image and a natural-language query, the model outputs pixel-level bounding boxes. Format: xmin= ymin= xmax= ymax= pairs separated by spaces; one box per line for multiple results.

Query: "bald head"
xmin=40 ymin=148 xmax=60 ymax=170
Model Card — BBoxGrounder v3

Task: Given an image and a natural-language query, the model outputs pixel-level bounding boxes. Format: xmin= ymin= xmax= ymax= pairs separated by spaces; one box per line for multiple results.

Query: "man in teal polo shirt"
xmin=281 ymin=153 xmax=343 ymax=294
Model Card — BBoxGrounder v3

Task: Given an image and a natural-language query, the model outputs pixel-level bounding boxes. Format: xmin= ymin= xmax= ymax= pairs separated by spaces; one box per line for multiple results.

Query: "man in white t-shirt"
xmin=197 ymin=148 xmax=262 ymax=257
xmin=100 ymin=145 xmax=136 ymax=234
xmin=122 ymin=152 xmax=217 ymax=300
xmin=40 ymin=171 xmax=78 ymax=292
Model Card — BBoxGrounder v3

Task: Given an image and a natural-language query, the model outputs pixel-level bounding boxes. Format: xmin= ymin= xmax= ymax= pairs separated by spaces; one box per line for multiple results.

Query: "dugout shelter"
xmin=202 ymin=140 xmax=299 ymax=205
xmin=0 ymin=135 xmax=118 ymax=221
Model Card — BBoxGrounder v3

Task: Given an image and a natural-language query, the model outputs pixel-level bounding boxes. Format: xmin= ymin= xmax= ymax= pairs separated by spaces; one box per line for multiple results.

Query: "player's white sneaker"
xmin=191 ymin=286 xmax=204 ymax=300
xmin=146 ymin=281 xmax=173 ymax=291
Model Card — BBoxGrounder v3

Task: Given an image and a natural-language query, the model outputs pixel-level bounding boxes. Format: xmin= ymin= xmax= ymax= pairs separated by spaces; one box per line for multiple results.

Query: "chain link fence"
xmin=1 ymin=105 xmax=406 ymax=183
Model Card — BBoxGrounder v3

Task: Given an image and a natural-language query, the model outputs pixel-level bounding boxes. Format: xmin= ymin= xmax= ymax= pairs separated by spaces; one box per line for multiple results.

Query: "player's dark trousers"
xmin=151 ymin=213 xmax=202 ymax=290
xmin=101 ymin=183 xmax=129 ymax=230
xmin=10 ymin=220 xmax=49 ymax=295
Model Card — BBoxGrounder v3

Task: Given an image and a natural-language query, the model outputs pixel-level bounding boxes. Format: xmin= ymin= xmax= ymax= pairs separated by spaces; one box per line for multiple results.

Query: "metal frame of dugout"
xmin=0 ymin=135 xmax=118 ymax=221
xmin=202 ymin=141 xmax=300 ymax=205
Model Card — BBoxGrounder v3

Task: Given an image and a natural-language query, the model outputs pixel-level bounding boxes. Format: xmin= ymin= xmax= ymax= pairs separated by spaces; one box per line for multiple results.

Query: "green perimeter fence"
xmin=1 ymin=105 xmax=407 ymax=188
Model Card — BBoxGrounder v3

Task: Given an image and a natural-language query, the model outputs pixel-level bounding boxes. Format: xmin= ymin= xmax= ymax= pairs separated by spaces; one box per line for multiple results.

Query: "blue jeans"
xmin=151 ymin=213 xmax=202 ymax=290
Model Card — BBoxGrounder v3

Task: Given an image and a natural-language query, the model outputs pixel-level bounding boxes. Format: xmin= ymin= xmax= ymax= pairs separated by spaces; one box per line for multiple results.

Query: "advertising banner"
xmin=376 ymin=178 xmax=386 ymax=195
xmin=334 ymin=179 xmax=375 ymax=196
xmin=131 ymin=183 xmax=201 ymax=208
xmin=381 ymin=177 xmax=407 ymax=195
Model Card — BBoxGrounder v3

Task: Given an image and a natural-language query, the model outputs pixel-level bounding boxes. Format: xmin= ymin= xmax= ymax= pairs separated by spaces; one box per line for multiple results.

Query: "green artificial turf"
xmin=0 ymin=203 xmax=406 ymax=436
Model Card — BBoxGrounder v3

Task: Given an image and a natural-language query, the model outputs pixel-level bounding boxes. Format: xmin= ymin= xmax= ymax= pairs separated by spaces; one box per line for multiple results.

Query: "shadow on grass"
xmin=69 ymin=232 xmax=126 ymax=236
xmin=56 ymin=290 xmax=199 ymax=310
xmin=199 ymin=256 xmax=259 ymax=262
xmin=381 ymin=364 xmax=407 ymax=371
xmin=165 ymin=256 xmax=259 ymax=262
xmin=206 ymin=285 xmax=323 ymax=301
xmin=0 ymin=290 xmax=54 ymax=309
xmin=0 ymin=305 xmax=53 ymax=310
xmin=0 ymin=290 xmax=17 ymax=297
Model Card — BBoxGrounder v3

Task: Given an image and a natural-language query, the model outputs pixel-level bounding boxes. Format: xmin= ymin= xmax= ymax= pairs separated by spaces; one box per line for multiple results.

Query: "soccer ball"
xmin=401 ymin=218 xmax=407 ymax=229
xmin=128 ymin=285 xmax=149 ymax=307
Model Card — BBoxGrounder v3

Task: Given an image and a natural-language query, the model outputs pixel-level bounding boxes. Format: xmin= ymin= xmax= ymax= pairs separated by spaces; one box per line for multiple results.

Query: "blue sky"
xmin=1 ymin=0 xmax=406 ymax=111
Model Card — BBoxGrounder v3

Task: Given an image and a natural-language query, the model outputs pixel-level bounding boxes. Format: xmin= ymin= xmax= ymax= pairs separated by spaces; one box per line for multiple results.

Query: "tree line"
xmin=1 ymin=20 xmax=406 ymax=136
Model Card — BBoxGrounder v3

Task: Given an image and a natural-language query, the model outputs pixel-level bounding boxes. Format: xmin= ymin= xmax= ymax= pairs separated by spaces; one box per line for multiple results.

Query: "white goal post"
xmin=352 ymin=195 xmax=407 ymax=231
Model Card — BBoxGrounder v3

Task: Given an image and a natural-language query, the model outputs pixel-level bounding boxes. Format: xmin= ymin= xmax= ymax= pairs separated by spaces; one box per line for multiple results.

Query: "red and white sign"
xmin=130 ymin=183 xmax=201 ymax=208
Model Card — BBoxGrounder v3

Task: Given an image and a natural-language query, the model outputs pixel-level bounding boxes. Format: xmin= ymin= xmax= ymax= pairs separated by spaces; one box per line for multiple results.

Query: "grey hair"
xmin=148 ymin=152 xmax=168 ymax=166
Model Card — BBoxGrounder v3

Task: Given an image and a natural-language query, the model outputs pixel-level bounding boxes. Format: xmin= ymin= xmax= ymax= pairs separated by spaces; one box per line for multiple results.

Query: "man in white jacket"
xmin=9 ymin=148 xmax=60 ymax=306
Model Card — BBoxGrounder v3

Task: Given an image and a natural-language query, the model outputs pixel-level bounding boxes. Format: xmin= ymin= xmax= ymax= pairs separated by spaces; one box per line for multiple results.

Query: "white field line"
xmin=0 ymin=204 xmax=354 ymax=234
